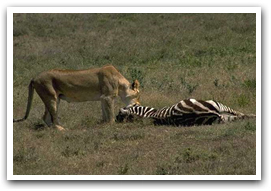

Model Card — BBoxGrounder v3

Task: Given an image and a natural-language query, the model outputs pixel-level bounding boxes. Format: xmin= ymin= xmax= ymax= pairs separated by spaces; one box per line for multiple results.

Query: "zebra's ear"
xmin=131 ymin=80 xmax=140 ymax=92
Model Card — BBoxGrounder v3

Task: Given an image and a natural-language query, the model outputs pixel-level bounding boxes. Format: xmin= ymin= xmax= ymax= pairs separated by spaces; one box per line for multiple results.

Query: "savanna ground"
xmin=13 ymin=13 xmax=256 ymax=175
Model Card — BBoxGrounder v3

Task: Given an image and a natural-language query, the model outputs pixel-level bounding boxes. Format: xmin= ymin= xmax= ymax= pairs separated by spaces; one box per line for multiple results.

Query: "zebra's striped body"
xmin=116 ymin=98 xmax=255 ymax=126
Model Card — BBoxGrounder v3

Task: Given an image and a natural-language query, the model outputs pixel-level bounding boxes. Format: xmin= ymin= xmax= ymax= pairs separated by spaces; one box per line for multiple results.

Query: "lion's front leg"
xmin=101 ymin=99 xmax=107 ymax=122
xmin=101 ymin=96 xmax=115 ymax=123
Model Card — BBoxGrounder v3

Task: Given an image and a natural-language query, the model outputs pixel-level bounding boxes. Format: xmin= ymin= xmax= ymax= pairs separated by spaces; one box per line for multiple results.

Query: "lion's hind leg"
xmin=45 ymin=98 xmax=64 ymax=131
xmin=42 ymin=107 xmax=52 ymax=127
xmin=35 ymin=85 xmax=64 ymax=131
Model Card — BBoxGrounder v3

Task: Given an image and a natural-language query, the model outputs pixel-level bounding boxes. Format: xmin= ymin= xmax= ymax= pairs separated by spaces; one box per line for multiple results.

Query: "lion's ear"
xmin=131 ymin=80 xmax=140 ymax=91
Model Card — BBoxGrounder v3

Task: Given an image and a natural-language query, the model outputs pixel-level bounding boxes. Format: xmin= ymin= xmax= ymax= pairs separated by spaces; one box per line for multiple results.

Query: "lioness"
xmin=13 ymin=65 xmax=140 ymax=130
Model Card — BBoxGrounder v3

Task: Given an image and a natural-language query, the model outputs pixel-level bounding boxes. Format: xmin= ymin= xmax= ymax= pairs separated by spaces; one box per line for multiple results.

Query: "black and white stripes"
xmin=116 ymin=98 xmax=256 ymax=126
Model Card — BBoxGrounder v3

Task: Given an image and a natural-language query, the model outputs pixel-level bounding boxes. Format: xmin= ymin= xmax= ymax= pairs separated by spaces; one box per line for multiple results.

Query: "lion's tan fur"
xmin=14 ymin=65 xmax=140 ymax=130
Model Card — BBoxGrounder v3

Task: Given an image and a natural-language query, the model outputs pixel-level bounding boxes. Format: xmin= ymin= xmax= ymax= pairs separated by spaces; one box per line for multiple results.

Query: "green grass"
xmin=13 ymin=120 xmax=256 ymax=175
xmin=13 ymin=13 xmax=256 ymax=175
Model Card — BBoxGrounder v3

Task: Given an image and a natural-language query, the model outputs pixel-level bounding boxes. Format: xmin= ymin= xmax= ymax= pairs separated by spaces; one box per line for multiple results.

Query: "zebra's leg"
xmin=219 ymin=114 xmax=227 ymax=123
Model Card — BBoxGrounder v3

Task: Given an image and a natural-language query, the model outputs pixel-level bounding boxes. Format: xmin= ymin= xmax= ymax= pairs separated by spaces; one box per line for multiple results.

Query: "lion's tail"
xmin=13 ymin=80 xmax=34 ymax=123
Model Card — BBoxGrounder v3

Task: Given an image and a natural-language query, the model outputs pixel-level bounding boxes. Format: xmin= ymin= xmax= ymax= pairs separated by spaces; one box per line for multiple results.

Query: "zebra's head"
xmin=116 ymin=107 xmax=133 ymax=123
